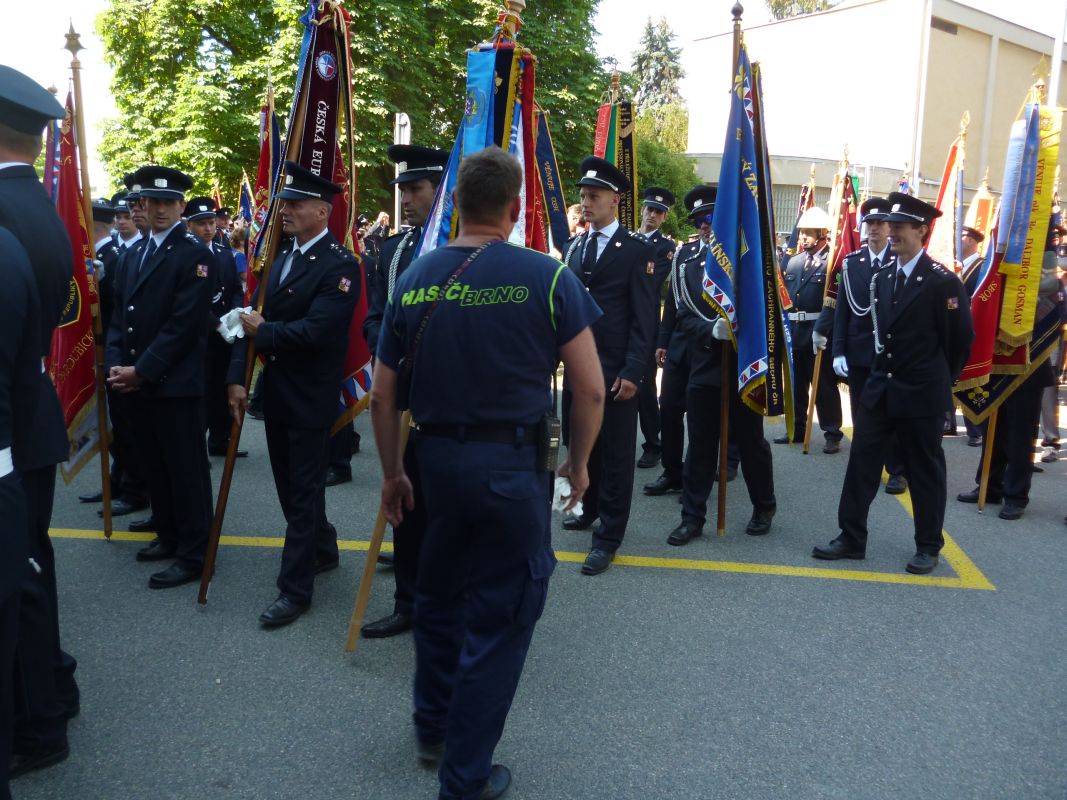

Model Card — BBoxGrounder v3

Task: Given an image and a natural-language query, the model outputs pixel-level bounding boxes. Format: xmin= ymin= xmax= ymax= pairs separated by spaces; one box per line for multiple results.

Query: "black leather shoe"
xmin=667 ymin=521 xmax=702 ymax=546
xmin=905 ymin=552 xmax=938 ymax=574
xmin=822 ymin=439 xmax=841 ymax=454
xmin=9 ymin=743 xmax=69 ymax=778
xmin=361 ymin=611 xmax=413 ymax=638
xmin=315 ymin=557 xmax=339 ymax=574
xmin=967 ymin=435 xmax=983 ymax=447
xmin=812 ymin=538 xmax=865 ymax=560
xmin=377 ymin=551 xmax=395 ymax=567
xmin=745 ymin=508 xmax=775 ymax=536
xmin=581 ymin=548 xmax=614 ymax=575
xmin=999 ymin=503 xmax=1025 ymax=521
xmin=479 ymin=764 xmax=512 ymax=800
xmin=148 ymin=562 xmax=200 ymax=589
xmin=136 ymin=537 xmax=175 ymax=561
xmin=100 ymin=497 xmax=149 ymax=518
xmin=78 ymin=490 xmax=103 ymax=503
xmin=562 ymin=514 xmax=596 ymax=531
xmin=956 ymin=487 xmax=1002 ymax=504
xmin=773 ymin=434 xmax=793 ymax=444
xmin=325 ymin=468 xmax=352 ymax=487
xmin=417 ymin=738 xmax=444 ymax=767
xmin=259 ymin=595 xmax=309 ymax=627
xmin=885 ymin=475 xmax=908 ymax=495
xmin=246 ymin=407 xmax=264 ymax=420
xmin=726 ymin=465 xmax=738 ymax=482
xmin=208 ymin=444 xmax=248 ymax=457
xmin=637 ymin=450 xmax=661 ymax=469
xmin=643 ymin=473 xmax=683 ymax=495
xmin=129 ymin=516 xmax=156 ymax=533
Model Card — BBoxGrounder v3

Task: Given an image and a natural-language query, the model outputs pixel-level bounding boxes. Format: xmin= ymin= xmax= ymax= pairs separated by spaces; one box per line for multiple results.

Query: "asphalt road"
xmin=12 ymin=394 xmax=1067 ymax=800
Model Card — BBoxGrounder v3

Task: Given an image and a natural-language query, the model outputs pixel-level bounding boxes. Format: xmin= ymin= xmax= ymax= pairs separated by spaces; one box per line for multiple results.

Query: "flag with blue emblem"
xmin=702 ymin=38 xmax=794 ymax=429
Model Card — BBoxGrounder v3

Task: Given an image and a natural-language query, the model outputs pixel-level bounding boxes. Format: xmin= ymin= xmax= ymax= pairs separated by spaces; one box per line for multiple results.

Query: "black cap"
xmin=641 ymin=186 xmax=675 ymax=212
xmin=122 ymin=172 xmax=142 ymax=200
xmin=277 ymin=160 xmax=343 ymax=202
xmin=388 ymin=145 xmax=449 ymax=185
xmin=132 ymin=165 xmax=193 ymax=200
xmin=215 ymin=206 xmax=232 ymax=218
xmin=576 ymin=156 xmax=630 ymax=193
xmin=962 ymin=225 xmax=985 ymax=243
xmin=885 ymin=191 xmax=942 ymax=225
xmin=91 ymin=198 xmax=115 ymax=224
xmin=110 ymin=190 xmax=131 ymax=213
xmin=860 ymin=197 xmax=891 ymax=221
xmin=0 ymin=65 xmax=64 ymax=135
xmin=683 ymin=185 xmax=717 ymax=220
xmin=184 ymin=197 xmax=218 ymax=221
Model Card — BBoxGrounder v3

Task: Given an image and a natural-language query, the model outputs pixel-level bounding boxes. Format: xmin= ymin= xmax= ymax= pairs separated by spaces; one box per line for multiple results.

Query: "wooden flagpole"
xmin=66 ymin=23 xmax=113 ymax=540
xmin=976 ymin=409 xmax=997 ymax=512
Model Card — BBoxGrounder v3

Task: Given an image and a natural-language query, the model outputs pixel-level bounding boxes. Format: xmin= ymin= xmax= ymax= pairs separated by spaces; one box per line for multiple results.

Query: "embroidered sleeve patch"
xmin=947 ymin=296 xmax=959 ymax=310
xmin=338 ymin=277 xmax=352 ymax=293
xmin=646 ymin=261 xmax=655 ymax=275
xmin=195 ymin=264 xmax=209 ymax=278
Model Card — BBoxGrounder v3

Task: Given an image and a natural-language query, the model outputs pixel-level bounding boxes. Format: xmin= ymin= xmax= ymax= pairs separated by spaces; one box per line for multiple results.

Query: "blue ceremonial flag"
xmin=239 ymin=171 xmax=254 ymax=223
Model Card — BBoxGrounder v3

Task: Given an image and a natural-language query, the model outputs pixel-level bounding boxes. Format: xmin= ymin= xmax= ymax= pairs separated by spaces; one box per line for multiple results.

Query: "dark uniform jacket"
xmin=862 ymin=251 xmax=973 ymax=417
xmin=96 ymin=238 xmax=122 ymax=333
xmin=227 ymin=231 xmax=359 ymax=430
xmin=659 ymin=240 xmax=703 ymax=367
xmin=105 ymin=223 xmax=216 ymax=398
xmin=782 ymin=245 xmax=829 ymax=352
xmin=564 ymin=224 xmax=658 ymax=386
xmin=365 ymin=225 xmax=420 ymax=354
xmin=210 ymin=241 xmax=245 ymax=321
xmin=831 ymin=247 xmax=895 ymax=370
xmin=643 ymin=228 xmax=677 ymax=289
xmin=674 ymin=245 xmax=723 ymax=388
xmin=0 ymin=164 xmax=72 ymax=471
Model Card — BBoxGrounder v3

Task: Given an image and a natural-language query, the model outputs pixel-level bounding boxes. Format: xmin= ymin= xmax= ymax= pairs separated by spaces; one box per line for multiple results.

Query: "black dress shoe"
xmin=480 ymin=764 xmax=512 ymax=800
xmin=247 ymin=408 xmax=264 ymax=420
xmin=637 ymin=450 xmax=661 ymax=469
xmin=376 ymin=551 xmax=395 ymax=567
xmin=208 ymin=444 xmax=248 ymax=457
xmin=315 ymin=557 xmax=339 ymax=574
xmin=956 ymin=487 xmax=1002 ymax=504
xmin=745 ymin=508 xmax=775 ymax=536
xmin=667 ymin=521 xmax=702 ymax=546
xmin=822 ymin=439 xmax=841 ymax=454
xmin=100 ymin=497 xmax=149 ymax=518
xmin=78 ymin=490 xmax=103 ymax=503
xmin=998 ymin=503 xmax=1025 ymax=520
xmin=9 ymin=742 xmax=69 ymax=778
xmin=361 ymin=611 xmax=413 ymax=638
xmin=148 ymin=562 xmax=201 ymax=589
xmin=259 ymin=595 xmax=310 ymax=627
xmin=129 ymin=516 xmax=156 ymax=534
xmin=417 ymin=738 xmax=444 ymax=767
xmin=967 ymin=435 xmax=983 ymax=447
xmin=726 ymin=465 xmax=738 ymax=482
xmin=812 ymin=537 xmax=865 ymax=560
xmin=773 ymin=434 xmax=793 ymax=444
xmin=643 ymin=473 xmax=683 ymax=495
xmin=581 ymin=548 xmax=614 ymax=575
xmin=325 ymin=468 xmax=352 ymax=487
xmin=136 ymin=537 xmax=176 ymax=561
xmin=885 ymin=475 xmax=908 ymax=495
xmin=905 ymin=552 xmax=938 ymax=574
xmin=562 ymin=514 xmax=596 ymax=531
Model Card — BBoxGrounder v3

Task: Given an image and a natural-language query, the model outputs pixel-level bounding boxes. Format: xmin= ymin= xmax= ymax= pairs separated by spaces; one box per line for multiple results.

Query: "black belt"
xmin=415 ymin=423 xmax=538 ymax=445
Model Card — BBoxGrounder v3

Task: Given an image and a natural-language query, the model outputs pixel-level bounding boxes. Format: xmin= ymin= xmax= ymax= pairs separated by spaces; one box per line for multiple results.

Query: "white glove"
xmin=217 ymin=306 xmax=253 ymax=344
xmin=812 ymin=330 xmax=828 ymax=354
xmin=712 ymin=318 xmax=732 ymax=341
xmin=833 ymin=355 xmax=849 ymax=378
xmin=553 ymin=477 xmax=583 ymax=518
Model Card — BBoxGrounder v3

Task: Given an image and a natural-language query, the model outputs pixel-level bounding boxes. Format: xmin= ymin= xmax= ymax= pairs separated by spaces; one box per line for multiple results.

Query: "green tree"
xmin=95 ymin=0 xmax=605 ymax=211
xmin=634 ymin=103 xmax=688 ymax=154
xmin=764 ymin=0 xmax=839 ymax=20
xmin=634 ymin=136 xmax=699 ymax=241
xmin=631 ymin=17 xmax=683 ymax=111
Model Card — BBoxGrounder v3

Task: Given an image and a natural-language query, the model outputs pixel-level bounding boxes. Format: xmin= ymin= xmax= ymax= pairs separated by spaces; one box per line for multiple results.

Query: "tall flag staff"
xmin=784 ymin=164 xmax=815 ymax=258
xmin=199 ymin=0 xmax=360 ymax=606
xmin=592 ymin=71 xmax=638 ymax=230
xmin=927 ymin=112 xmax=968 ymax=271
xmin=63 ymin=24 xmax=113 ymax=538
xmin=246 ymin=84 xmax=282 ymax=301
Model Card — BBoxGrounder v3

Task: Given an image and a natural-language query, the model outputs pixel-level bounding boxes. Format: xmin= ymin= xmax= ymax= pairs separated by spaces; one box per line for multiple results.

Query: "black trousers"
xmin=13 ymin=465 xmax=77 ymax=753
xmin=838 ymin=400 xmax=946 ymax=555
xmin=637 ymin=350 xmax=660 ymax=454
xmin=973 ymin=369 xmax=1045 ymax=506
xmin=127 ymin=397 xmax=211 ymax=568
xmin=204 ymin=337 xmax=233 ymax=448
xmin=392 ymin=440 xmax=427 ymax=617
xmin=328 ymin=420 xmax=357 ymax=474
xmin=1 ymin=594 xmax=18 ymax=800
xmin=681 ymin=383 xmax=775 ymax=526
xmin=264 ymin=421 xmax=338 ymax=605
xmin=792 ymin=340 xmax=842 ymax=440
xmin=106 ymin=388 xmax=148 ymax=505
xmin=659 ymin=356 xmax=689 ymax=482
xmin=848 ymin=367 xmax=905 ymax=477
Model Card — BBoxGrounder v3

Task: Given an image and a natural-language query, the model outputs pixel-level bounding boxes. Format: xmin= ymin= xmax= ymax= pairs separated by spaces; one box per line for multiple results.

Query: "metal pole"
xmin=393 ymin=112 xmax=410 ymax=231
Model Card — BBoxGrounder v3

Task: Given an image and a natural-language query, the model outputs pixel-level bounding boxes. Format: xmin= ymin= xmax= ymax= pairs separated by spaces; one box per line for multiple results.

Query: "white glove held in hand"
xmin=812 ymin=330 xmax=828 ymax=354
xmin=833 ymin=355 xmax=849 ymax=378
xmin=712 ymin=318 xmax=732 ymax=341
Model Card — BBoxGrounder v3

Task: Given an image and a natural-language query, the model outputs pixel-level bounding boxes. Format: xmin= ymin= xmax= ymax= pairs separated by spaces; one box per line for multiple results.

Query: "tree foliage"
xmin=634 ymin=136 xmax=700 ymax=241
xmin=631 ymin=17 xmax=683 ymax=111
xmin=764 ymin=0 xmax=839 ymax=20
xmin=96 ymin=0 xmax=606 ymax=211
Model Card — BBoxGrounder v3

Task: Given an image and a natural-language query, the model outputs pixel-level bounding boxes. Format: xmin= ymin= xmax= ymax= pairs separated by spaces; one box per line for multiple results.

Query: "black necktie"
xmin=893 ymin=268 xmax=906 ymax=302
xmin=872 ymin=256 xmax=881 ymax=271
xmin=582 ymin=231 xmax=600 ymax=277
xmin=139 ymin=238 xmax=157 ymax=273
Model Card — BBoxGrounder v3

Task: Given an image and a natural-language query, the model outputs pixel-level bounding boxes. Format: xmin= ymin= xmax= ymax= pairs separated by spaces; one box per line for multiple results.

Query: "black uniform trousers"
xmin=106 ymin=388 xmax=148 ymax=505
xmin=264 ymin=421 xmax=338 ymax=605
xmin=13 ymin=465 xmax=77 ymax=752
xmin=682 ymin=385 xmax=775 ymax=526
xmin=1 ymin=471 xmax=25 ymax=800
xmin=637 ymin=350 xmax=660 ymax=455
xmin=659 ymin=358 xmax=689 ymax=482
xmin=973 ymin=368 xmax=1046 ymax=506
xmin=847 ymin=367 xmax=905 ymax=478
xmin=411 ymin=435 xmax=550 ymax=800
xmin=328 ymin=421 xmax=360 ymax=476
xmin=838 ymin=399 xmax=946 ymax=555
xmin=204 ymin=337 xmax=234 ymax=449
xmin=792 ymin=333 xmax=842 ymax=441
xmin=391 ymin=440 xmax=427 ymax=617
xmin=127 ymin=397 xmax=211 ymax=568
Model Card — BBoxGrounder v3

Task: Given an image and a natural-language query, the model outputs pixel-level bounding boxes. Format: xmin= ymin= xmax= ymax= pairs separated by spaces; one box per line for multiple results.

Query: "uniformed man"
xmin=90 ymin=198 xmax=122 ymax=331
xmin=829 ymin=197 xmax=907 ymax=494
xmin=361 ymin=143 xmax=448 ymax=639
xmin=372 ymin=145 xmax=604 ymax=800
xmin=0 ymin=66 xmax=78 ymax=778
xmin=214 ymin=206 xmax=233 ymax=245
xmin=105 ymin=164 xmax=216 ymax=589
xmin=813 ymin=192 xmax=973 ymax=574
xmin=111 ymin=190 xmax=142 ymax=251
xmin=778 ymin=206 xmax=844 ymax=452
xmin=561 ymin=156 xmax=658 ymax=575
xmin=184 ymin=196 xmax=247 ymax=458
xmin=226 ymin=162 xmax=359 ymax=627
xmin=634 ymin=186 xmax=677 ymax=470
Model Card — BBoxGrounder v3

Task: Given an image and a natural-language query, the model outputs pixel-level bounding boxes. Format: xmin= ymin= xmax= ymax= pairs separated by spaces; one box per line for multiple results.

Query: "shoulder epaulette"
xmin=185 ymin=233 xmax=201 ymax=245
xmin=628 ymin=230 xmax=649 ymax=242
xmin=844 ymin=247 xmax=865 ymax=260
xmin=929 ymin=260 xmax=951 ymax=276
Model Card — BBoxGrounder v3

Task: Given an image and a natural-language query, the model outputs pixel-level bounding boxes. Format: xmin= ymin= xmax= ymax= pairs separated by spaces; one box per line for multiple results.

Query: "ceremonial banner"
xmin=784 ymin=172 xmax=814 ymax=258
xmin=247 ymin=94 xmax=282 ymax=297
xmin=239 ymin=171 xmax=254 ymax=224
xmin=965 ymin=174 xmax=995 ymax=249
xmin=591 ymin=95 xmax=637 ymax=230
xmin=822 ymin=167 xmax=860 ymax=311
xmin=927 ymin=133 xmax=965 ymax=270
xmin=51 ymin=93 xmax=100 ymax=483
xmin=43 ymin=119 xmax=60 ymax=201
xmin=535 ymin=109 xmax=571 ymax=252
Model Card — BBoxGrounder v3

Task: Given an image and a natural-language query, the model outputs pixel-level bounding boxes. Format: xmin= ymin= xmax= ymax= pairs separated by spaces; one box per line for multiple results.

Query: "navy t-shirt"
xmin=378 ymin=241 xmax=602 ymax=425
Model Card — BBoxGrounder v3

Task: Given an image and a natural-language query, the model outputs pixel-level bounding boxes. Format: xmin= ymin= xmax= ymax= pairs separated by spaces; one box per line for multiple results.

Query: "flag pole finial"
xmin=500 ymin=0 xmax=526 ymax=39
xmin=732 ymin=2 xmax=744 ymax=22
xmin=64 ymin=21 xmax=83 ymax=60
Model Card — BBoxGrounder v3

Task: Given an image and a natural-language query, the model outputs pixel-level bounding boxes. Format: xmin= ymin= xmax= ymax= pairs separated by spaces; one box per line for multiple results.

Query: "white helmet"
xmin=797 ymin=206 xmax=832 ymax=231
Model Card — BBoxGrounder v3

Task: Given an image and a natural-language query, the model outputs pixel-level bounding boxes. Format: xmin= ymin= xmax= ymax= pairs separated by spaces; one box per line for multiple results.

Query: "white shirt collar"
xmin=95 ymin=236 xmax=113 ymax=252
xmin=589 ymin=218 xmax=619 ymax=240
xmin=295 ymin=227 xmax=330 ymax=255
xmin=897 ymin=249 xmax=923 ymax=279
xmin=147 ymin=220 xmax=184 ymax=249
xmin=868 ymin=243 xmax=889 ymax=263
xmin=119 ymin=231 xmax=143 ymax=247
xmin=962 ymin=251 xmax=982 ymax=268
